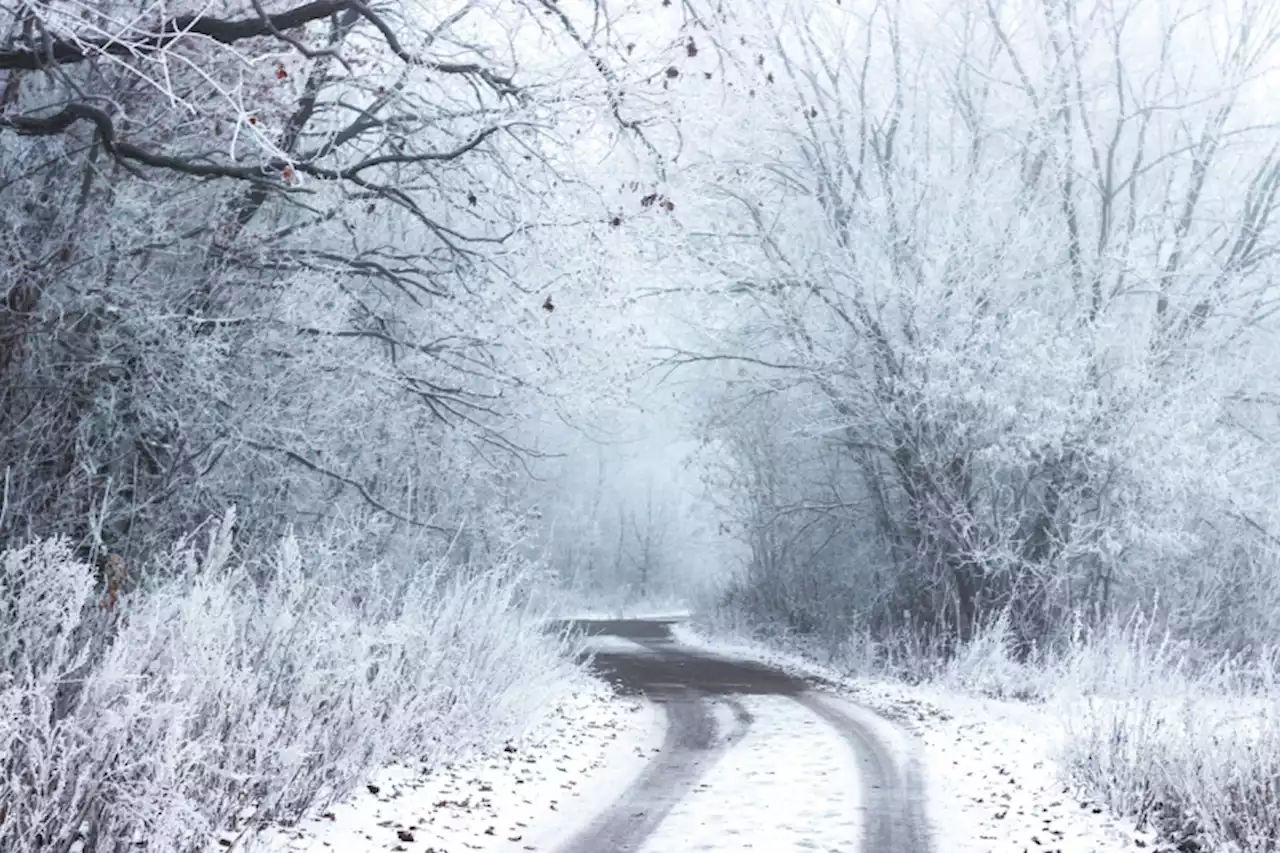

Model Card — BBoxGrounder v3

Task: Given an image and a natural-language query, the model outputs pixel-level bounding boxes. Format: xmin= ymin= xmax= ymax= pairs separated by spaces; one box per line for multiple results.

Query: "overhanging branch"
xmin=0 ymin=0 xmax=353 ymax=70
xmin=1 ymin=102 xmax=504 ymax=191
xmin=1 ymin=103 xmax=279 ymax=181
xmin=0 ymin=0 xmax=517 ymax=92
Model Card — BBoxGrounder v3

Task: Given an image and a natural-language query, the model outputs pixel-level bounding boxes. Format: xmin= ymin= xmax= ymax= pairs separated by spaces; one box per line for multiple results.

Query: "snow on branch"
xmin=0 ymin=0 xmax=351 ymax=69
xmin=0 ymin=0 xmax=512 ymax=93
xmin=1 ymin=103 xmax=507 ymax=183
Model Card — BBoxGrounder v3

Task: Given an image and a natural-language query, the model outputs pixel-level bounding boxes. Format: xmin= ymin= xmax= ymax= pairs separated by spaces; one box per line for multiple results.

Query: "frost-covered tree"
xmin=0 ymin=2 xmax=693 ymax=850
xmin=668 ymin=0 xmax=1280 ymax=654
xmin=0 ymin=0 xmax=681 ymax=570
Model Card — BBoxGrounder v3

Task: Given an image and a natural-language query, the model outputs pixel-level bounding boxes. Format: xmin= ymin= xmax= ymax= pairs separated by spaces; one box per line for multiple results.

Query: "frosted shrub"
xmin=1055 ymin=626 xmax=1280 ymax=852
xmin=0 ymin=538 xmax=102 ymax=850
xmin=940 ymin=616 xmax=1055 ymax=702
xmin=0 ymin=513 xmax=578 ymax=853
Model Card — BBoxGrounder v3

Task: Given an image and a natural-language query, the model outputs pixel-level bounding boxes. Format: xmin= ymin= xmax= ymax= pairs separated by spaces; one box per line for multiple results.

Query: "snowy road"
xmin=232 ymin=623 xmax=1147 ymax=853
xmin=555 ymin=619 xmax=931 ymax=853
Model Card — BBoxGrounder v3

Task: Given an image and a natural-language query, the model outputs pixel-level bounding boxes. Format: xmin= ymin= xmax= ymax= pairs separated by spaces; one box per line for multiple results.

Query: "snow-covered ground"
xmin=672 ymin=625 xmax=1156 ymax=853
xmin=857 ymin=681 xmax=1160 ymax=853
xmin=638 ymin=694 xmax=864 ymax=853
xmin=228 ymin=684 xmax=666 ymax=853
xmin=220 ymin=623 xmax=1178 ymax=853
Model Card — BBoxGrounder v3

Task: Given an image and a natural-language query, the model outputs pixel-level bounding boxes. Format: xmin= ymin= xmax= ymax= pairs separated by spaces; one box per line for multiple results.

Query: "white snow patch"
xmin=491 ymin=699 xmax=667 ymax=853
xmin=637 ymin=694 xmax=862 ymax=853
xmin=668 ymin=624 xmax=841 ymax=677
xmin=805 ymin=690 xmax=917 ymax=762
xmin=856 ymin=680 xmax=1153 ymax=853
xmin=229 ymin=684 xmax=667 ymax=853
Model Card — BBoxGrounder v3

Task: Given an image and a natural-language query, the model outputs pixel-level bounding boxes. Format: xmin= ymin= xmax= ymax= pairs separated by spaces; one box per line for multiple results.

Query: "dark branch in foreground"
xmin=1 ymin=103 xmax=279 ymax=181
xmin=245 ymin=438 xmax=450 ymax=533
xmin=0 ymin=0 xmax=353 ymax=69
xmin=1 ymin=102 xmax=504 ymax=186
xmin=0 ymin=0 xmax=516 ymax=91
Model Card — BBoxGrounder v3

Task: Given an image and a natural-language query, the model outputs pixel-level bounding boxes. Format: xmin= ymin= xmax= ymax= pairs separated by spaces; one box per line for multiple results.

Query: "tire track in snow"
xmin=636 ymin=694 xmax=864 ymax=853
xmin=556 ymin=618 xmax=931 ymax=853
xmin=799 ymin=692 xmax=932 ymax=853
xmin=555 ymin=690 xmax=748 ymax=853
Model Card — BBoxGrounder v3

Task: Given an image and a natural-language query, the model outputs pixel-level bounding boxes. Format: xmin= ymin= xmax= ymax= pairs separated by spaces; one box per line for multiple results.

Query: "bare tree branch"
xmin=0 ymin=0 xmax=518 ymax=92
xmin=0 ymin=0 xmax=354 ymax=70
xmin=244 ymin=438 xmax=449 ymax=532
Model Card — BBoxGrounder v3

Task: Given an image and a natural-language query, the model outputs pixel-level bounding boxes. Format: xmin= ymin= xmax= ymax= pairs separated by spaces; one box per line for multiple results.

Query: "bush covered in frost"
xmin=0 ymin=511 xmax=578 ymax=853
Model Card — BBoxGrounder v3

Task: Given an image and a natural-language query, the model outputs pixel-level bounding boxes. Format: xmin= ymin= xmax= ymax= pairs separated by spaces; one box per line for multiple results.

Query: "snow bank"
xmin=856 ymin=680 xmax=1156 ymax=853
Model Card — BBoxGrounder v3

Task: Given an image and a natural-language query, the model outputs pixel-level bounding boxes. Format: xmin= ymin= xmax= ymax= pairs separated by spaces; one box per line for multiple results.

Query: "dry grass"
xmin=939 ymin=617 xmax=1280 ymax=852
xmin=0 ymin=511 xmax=581 ymax=853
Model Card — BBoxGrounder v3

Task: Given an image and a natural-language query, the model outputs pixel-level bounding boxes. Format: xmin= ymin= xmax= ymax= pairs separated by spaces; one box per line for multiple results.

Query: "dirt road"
xmin=549 ymin=618 xmax=931 ymax=853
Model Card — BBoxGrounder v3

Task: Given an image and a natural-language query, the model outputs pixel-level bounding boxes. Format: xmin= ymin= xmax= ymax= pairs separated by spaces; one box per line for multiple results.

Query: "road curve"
xmin=549 ymin=618 xmax=932 ymax=853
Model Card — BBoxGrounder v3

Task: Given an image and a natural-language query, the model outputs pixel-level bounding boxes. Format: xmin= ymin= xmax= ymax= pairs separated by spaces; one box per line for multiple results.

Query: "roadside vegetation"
xmin=2 ymin=513 xmax=578 ymax=852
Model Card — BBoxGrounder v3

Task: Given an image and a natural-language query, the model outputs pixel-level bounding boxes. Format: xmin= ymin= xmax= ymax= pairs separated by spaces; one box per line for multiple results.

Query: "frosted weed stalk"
xmin=1054 ymin=623 xmax=1280 ymax=852
xmin=0 ymin=511 xmax=579 ymax=853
